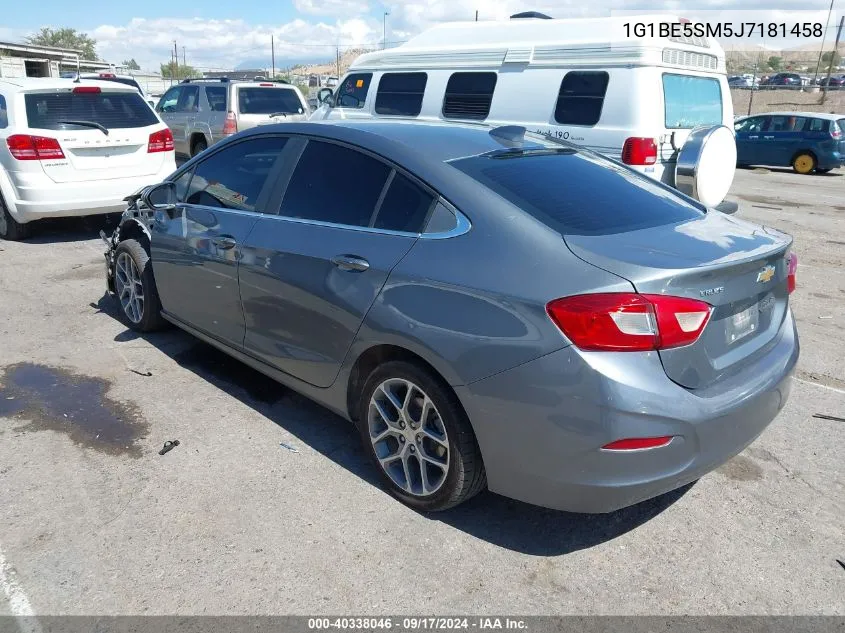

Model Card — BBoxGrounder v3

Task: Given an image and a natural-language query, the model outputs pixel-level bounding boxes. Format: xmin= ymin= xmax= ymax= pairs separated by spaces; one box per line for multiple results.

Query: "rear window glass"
xmin=374 ymin=173 xmax=434 ymax=232
xmin=554 ymin=71 xmax=609 ymax=126
xmin=662 ymin=74 xmax=722 ymax=129
xmin=237 ymin=88 xmax=303 ymax=115
xmin=24 ymin=91 xmax=158 ymax=130
xmin=451 ymin=149 xmax=703 ymax=236
xmin=838 ymin=119 xmax=845 ymax=134
xmin=375 ymin=73 xmax=427 ymax=116
xmin=442 ymin=72 xmax=497 ymax=120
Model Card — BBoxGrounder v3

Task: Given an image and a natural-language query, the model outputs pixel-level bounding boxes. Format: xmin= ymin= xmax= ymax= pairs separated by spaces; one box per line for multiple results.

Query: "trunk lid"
xmin=564 ymin=212 xmax=792 ymax=389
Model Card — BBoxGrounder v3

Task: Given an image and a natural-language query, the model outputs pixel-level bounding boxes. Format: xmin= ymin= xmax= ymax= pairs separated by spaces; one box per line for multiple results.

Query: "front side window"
xmin=735 ymin=117 xmax=765 ymax=133
xmin=554 ymin=71 xmax=609 ymax=126
xmin=335 ymin=73 xmax=372 ymax=109
xmin=157 ymin=87 xmax=181 ymax=112
xmin=442 ymin=72 xmax=497 ymax=120
xmin=375 ymin=73 xmax=428 ymax=116
xmin=662 ymin=74 xmax=722 ymax=129
xmin=185 ymin=137 xmax=288 ymax=212
xmin=173 ymin=169 xmax=194 ymax=202
xmin=280 ymin=140 xmax=390 ymax=227
xmin=24 ymin=91 xmax=158 ymax=130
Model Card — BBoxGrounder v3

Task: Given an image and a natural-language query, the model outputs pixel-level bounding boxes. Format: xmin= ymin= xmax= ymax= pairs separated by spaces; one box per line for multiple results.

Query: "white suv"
xmin=0 ymin=78 xmax=176 ymax=240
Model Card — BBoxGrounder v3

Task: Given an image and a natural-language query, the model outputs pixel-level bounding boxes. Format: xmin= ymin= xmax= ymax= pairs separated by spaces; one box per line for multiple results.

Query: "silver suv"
xmin=155 ymin=78 xmax=308 ymax=157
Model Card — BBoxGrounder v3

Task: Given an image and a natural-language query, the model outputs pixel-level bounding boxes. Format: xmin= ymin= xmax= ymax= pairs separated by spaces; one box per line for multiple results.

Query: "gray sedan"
xmin=104 ymin=120 xmax=799 ymax=513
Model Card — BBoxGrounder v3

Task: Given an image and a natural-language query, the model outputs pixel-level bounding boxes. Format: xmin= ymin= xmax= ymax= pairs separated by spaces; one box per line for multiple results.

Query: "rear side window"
xmin=176 ymin=86 xmax=200 ymax=113
xmin=237 ymin=88 xmax=303 ymax=115
xmin=807 ymin=118 xmax=827 ymax=132
xmin=554 ymin=71 xmax=609 ymax=126
xmin=335 ymin=73 xmax=372 ymax=109
xmin=205 ymin=86 xmax=227 ymax=112
xmin=768 ymin=115 xmax=806 ymax=132
xmin=662 ymin=74 xmax=722 ymax=129
xmin=442 ymin=72 xmax=497 ymax=120
xmin=838 ymin=119 xmax=845 ymax=135
xmin=451 ymin=150 xmax=703 ymax=236
xmin=185 ymin=137 xmax=287 ymax=212
xmin=0 ymin=95 xmax=7 ymax=129
xmin=280 ymin=140 xmax=390 ymax=227
xmin=375 ymin=73 xmax=427 ymax=116
xmin=374 ymin=173 xmax=435 ymax=232
xmin=24 ymin=91 xmax=158 ymax=130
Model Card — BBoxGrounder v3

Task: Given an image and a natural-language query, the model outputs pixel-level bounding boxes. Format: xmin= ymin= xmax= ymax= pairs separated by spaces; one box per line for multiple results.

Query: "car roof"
xmin=737 ymin=111 xmax=842 ymax=121
xmin=0 ymin=77 xmax=137 ymax=93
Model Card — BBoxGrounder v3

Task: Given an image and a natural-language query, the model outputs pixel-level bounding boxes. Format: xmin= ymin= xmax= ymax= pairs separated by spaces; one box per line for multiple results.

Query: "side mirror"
xmin=142 ymin=182 xmax=177 ymax=211
xmin=317 ymin=88 xmax=333 ymax=105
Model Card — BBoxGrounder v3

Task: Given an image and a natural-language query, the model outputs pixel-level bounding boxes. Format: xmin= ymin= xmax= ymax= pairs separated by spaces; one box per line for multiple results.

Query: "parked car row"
xmin=729 ymin=73 xmax=845 ymax=90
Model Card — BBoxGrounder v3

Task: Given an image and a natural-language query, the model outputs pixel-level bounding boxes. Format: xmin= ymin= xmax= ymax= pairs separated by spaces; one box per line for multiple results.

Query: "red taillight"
xmin=602 ymin=436 xmax=674 ymax=451
xmin=831 ymin=126 xmax=842 ymax=140
xmin=6 ymin=134 xmax=65 ymax=161
xmin=546 ymin=293 xmax=712 ymax=352
xmin=72 ymin=86 xmax=101 ymax=94
xmin=147 ymin=128 xmax=174 ymax=153
xmin=787 ymin=252 xmax=798 ymax=294
xmin=223 ymin=111 xmax=237 ymax=135
xmin=259 ymin=82 xmax=273 ymax=86
xmin=98 ymin=73 xmax=116 ymax=78
xmin=621 ymin=137 xmax=657 ymax=165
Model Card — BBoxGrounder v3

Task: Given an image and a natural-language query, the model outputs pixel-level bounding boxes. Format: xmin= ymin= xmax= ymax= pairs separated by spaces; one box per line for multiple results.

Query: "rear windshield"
xmin=24 ymin=91 xmax=158 ymax=130
xmin=838 ymin=119 xmax=845 ymax=135
xmin=237 ymin=88 xmax=303 ymax=115
xmin=662 ymin=74 xmax=722 ymax=129
xmin=451 ymin=149 xmax=704 ymax=236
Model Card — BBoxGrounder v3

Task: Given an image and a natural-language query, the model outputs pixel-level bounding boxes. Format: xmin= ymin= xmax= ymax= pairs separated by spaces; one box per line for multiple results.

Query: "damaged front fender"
xmin=102 ymin=188 xmax=156 ymax=294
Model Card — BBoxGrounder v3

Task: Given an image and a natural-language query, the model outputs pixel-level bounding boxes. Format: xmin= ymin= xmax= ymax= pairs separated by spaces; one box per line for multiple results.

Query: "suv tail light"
xmin=546 ymin=293 xmax=712 ymax=352
xmin=72 ymin=86 xmax=101 ymax=94
xmin=6 ymin=134 xmax=65 ymax=161
xmin=223 ymin=111 xmax=237 ymax=135
xmin=787 ymin=252 xmax=798 ymax=294
xmin=621 ymin=137 xmax=658 ymax=165
xmin=147 ymin=128 xmax=174 ymax=153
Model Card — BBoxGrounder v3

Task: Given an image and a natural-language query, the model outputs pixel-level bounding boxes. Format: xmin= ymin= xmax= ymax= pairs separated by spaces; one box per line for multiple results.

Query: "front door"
xmin=734 ymin=115 xmax=767 ymax=165
xmin=239 ymin=138 xmax=437 ymax=388
xmin=150 ymin=135 xmax=290 ymax=348
xmin=156 ymin=85 xmax=199 ymax=155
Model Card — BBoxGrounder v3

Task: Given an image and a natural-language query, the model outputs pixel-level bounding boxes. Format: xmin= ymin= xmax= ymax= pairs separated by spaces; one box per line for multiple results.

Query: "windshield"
xmin=662 ymin=74 xmax=723 ymax=129
xmin=451 ymin=148 xmax=703 ymax=236
xmin=237 ymin=88 xmax=303 ymax=115
xmin=24 ymin=91 xmax=159 ymax=130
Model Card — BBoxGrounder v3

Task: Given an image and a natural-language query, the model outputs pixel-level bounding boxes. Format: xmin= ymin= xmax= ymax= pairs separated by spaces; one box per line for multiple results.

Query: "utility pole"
xmin=812 ymin=0 xmax=836 ymax=85
xmin=475 ymin=10 xmax=478 ymax=21
xmin=173 ymin=41 xmax=178 ymax=80
xmin=748 ymin=58 xmax=759 ymax=116
xmin=271 ymin=35 xmax=275 ymax=79
xmin=821 ymin=15 xmax=844 ymax=104
xmin=336 ymin=44 xmax=340 ymax=77
xmin=383 ymin=11 xmax=389 ymax=49
xmin=182 ymin=46 xmax=186 ymax=69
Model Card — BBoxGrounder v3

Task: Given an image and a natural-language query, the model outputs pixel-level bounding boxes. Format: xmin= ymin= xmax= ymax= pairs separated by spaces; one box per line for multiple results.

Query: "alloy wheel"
xmin=114 ymin=252 xmax=145 ymax=324
xmin=368 ymin=378 xmax=450 ymax=497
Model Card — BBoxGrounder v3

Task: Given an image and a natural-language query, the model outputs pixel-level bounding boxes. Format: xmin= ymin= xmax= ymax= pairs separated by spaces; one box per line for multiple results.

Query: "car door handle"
xmin=331 ymin=255 xmax=369 ymax=272
xmin=212 ymin=236 xmax=237 ymax=250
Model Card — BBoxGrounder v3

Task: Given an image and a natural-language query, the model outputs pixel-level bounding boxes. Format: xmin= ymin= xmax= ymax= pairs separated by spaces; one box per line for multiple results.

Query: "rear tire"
xmin=357 ymin=360 xmax=486 ymax=512
xmin=191 ymin=136 xmax=208 ymax=157
xmin=0 ymin=196 xmax=32 ymax=241
xmin=792 ymin=153 xmax=816 ymax=174
xmin=112 ymin=239 xmax=166 ymax=332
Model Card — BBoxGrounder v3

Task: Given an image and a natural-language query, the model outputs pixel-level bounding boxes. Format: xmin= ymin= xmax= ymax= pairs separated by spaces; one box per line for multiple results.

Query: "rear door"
xmin=239 ymin=138 xmax=434 ymax=388
xmin=150 ymin=136 xmax=289 ymax=348
xmin=22 ymin=86 xmax=167 ymax=183
xmin=203 ymin=85 xmax=228 ymax=144
xmin=234 ymin=85 xmax=307 ymax=130
xmin=765 ymin=115 xmax=806 ymax=165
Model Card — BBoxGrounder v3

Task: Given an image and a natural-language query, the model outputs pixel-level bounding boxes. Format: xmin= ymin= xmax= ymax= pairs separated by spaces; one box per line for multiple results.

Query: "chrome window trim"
xmin=419 ymin=199 xmax=472 ymax=240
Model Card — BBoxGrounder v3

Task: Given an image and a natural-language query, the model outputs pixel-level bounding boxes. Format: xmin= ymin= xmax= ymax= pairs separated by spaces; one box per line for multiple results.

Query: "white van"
xmin=312 ymin=13 xmax=737 ymax=208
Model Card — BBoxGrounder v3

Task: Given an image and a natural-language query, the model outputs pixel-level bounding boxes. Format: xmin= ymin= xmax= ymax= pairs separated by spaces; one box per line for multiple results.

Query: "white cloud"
xmin=293 ymin=0 xmax=370 ymax=17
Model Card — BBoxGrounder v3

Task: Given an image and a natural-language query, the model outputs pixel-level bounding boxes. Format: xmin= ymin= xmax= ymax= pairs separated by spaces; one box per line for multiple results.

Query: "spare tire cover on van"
xmin=675 ymin=125 xmax=736 ymax=208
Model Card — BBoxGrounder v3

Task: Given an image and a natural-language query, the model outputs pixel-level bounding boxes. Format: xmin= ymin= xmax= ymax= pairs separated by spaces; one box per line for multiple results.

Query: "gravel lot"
xmin=0 ymin=166 xmax=843 ymax=616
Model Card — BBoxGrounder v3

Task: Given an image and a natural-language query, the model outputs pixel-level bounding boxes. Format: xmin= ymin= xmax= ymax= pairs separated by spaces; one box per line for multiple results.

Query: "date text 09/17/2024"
xmin=307 ymin=618 xmax=528 ymax=630
xmin=623 ymin=21 xmax=823 ymax=39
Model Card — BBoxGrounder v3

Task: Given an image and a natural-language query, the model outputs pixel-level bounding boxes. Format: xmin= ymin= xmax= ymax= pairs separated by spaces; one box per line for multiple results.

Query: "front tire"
xmin=112 ymin=239 xmax=166 ymax=332
xmin=358 ymin=360 xmax=486 ymax=512
xmin=792 ymin=153 xmax=816 ymax=174
xmin=0 ymin=196 xmax=31 ymax=241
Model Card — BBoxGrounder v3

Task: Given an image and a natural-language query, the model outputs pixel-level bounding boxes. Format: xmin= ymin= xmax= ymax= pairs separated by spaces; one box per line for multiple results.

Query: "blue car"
xmin=735 ymin=111 xmax=845 ymax=174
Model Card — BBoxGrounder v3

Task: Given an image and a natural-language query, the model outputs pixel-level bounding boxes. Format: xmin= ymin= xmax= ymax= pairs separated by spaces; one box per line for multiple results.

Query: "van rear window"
xmin=554 ymin=71 xmax=609 ymax=126
xmin=662 ymin=74 xmax=722 ymax=129
xmin=24 ymin=91 xmax=158 ymax=130
xmin=451 ymin=149 xmax=703 ymax=236
xmin=237 ymin=88 xmax=303 ymax=115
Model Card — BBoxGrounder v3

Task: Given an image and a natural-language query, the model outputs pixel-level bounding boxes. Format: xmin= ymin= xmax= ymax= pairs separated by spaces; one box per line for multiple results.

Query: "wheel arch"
xmin=117 ymin=219 xmax=151 ymax=253
xmin=791 ymin=148 xmax=818 ymax=166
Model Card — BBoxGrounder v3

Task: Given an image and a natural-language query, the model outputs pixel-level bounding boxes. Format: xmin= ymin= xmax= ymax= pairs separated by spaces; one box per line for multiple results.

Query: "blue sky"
xmin=3 ymin=1 xmax=841 ymax=72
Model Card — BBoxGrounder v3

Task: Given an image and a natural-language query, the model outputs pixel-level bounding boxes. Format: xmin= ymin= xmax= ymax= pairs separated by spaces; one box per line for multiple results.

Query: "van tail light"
xmin=6 ymin=134 xmax=65 ymax=161
xmin=787 ymin=252 xmax=798 ymax=294
xmin=72 ymin=86 xmax=101 ymax=94
xmin=147 ymin=128 xmax=174 ymax=153
xmin=223 ymin=111 xmax=237 ymax=135
xmin=546 ymin=293 xmax=712 ymax=352
xmin=621 ymin=137 xmax=658 ymax=165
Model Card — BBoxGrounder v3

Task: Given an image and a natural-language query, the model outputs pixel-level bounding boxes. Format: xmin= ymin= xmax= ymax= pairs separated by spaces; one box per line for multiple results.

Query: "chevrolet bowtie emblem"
xmin=756 ymin=265 xmax=776 ymax=283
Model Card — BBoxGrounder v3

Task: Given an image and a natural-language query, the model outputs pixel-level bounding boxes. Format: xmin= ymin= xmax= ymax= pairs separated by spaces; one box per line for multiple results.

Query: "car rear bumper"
xmin=4 ymin=164 xmax=175 ymax=223
xmin=456 ymin=309 xmax=799 ymax=513
xmin=817 ymin=152 xmax=843 ymax=170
